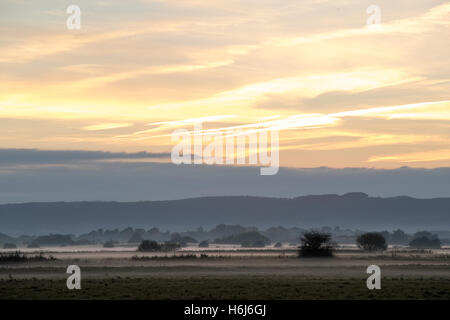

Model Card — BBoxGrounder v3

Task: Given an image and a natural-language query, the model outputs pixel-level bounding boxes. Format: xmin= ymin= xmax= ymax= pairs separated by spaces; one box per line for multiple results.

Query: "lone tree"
xmin=356 ymin=232 xmax=387 ymax=251
xmin=299 ymin=231 xmax=334 ymax=257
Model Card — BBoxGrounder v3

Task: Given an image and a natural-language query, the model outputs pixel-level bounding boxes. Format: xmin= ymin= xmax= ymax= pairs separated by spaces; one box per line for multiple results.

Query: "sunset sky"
xmin=1 ymin=0 xmax=449 ymax=169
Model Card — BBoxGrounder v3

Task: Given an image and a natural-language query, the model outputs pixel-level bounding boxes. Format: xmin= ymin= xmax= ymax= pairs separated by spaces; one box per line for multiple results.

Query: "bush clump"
xmin=137 ymin=240 xmax=161 ymax=252
xmin=137 ymin=240 xmax=181 ymax=252
xmin=298 ymin=231 xmax=335 ymax=257
xmin=0 ymin=251 xmax=56 ymax=264
xmin=409 ymin=237 xmax=441 ymax=249
xmin=356 ymin=232 xmax=387 ymax=251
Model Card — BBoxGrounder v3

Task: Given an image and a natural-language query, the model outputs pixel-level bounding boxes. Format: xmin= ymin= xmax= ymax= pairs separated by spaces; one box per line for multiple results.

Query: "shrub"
xmin=409 ymin=236 xmax=441 ymax=249
xmin=0 ymin=251 xmax=56 ymax=263
xmin=137 ymin=240 xmax=161 ymax=252
xmin=298 ymin=231 xmax=334 ymax=257
xmin=356 ymin=232 xmax=387 ymax=251
xmin=132 ymin=254 xmax=199 ymax=260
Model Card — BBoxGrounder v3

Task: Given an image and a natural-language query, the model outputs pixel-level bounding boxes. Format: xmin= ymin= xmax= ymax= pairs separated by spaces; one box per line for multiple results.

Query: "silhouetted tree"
xmin=409 ymin=236 xmax=441 ymax=249
xmin=356 ymin=232 xmax=387 ymax=251
xmin=298 ymin=231 xmax=334 ymax=257
xmin=137 ymin=240 xmax=161 ymax=252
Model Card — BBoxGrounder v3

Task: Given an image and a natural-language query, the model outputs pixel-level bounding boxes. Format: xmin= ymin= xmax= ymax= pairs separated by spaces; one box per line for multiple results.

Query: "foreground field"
xmin=1 ymin=276 xmax=449 ymax=300
xmin=0 ymin=248 xmax=449 ymax=299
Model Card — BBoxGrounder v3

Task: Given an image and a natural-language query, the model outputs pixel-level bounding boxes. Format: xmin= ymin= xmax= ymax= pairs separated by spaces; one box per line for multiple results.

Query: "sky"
xmin=0 ymin=0 xmax=450 ymax=180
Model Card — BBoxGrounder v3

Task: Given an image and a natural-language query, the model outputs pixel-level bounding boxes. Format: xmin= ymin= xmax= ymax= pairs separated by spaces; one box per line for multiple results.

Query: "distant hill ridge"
xmin=0 ymin=192 xmax=449 ymax=234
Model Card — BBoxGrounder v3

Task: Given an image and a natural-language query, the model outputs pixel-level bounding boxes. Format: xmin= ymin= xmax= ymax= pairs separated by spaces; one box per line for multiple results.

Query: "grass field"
xmin=0 ymin=247 xmax=448 ymax=300
xmin=1 ymin=276 xmax=449 ymax=300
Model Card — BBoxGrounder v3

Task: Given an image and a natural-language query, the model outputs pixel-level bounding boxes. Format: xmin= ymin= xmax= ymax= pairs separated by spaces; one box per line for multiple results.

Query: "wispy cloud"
xmin=132 ymin=100 xmax=450 ymax=140
xmin=368 ymin=149 xmax=450 ymax=164
xmin=66 ymin=60 xmax=234 ymax=89
xmin=82 ymin=123 xmax=133 ymax=131
xmin=145 ymin=69 xmax=416 ymax=112
xmin=0 ymin=0 xmax=449 ymax=169
xmin=0 ymin=21 xmax=183 ymax=64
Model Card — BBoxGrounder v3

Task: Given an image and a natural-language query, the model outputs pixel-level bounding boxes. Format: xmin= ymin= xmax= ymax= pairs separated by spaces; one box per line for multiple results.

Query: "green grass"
xmin=0 ymin=276 xmax=449 ymax=300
